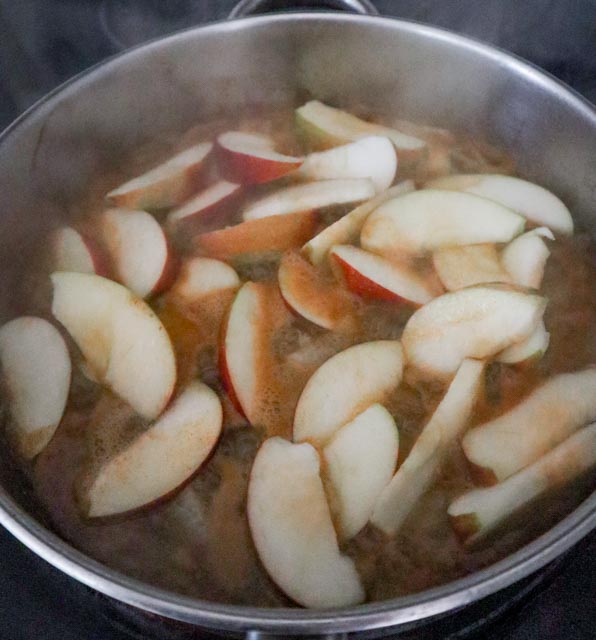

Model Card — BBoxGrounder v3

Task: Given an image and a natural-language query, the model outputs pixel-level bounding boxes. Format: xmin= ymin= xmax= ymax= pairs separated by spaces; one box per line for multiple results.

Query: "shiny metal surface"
xmin=228 ymin=0 xmax=379 ymax=18
xmin=0 ymin=10 xmax=594 ymax=638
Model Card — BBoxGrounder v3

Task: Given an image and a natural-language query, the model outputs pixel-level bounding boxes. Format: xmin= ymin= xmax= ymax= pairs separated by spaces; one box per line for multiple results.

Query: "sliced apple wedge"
xmin=52 ymin=227 xmax=107 ymax=276
xmin=195 ymin=209 xmax=316 ymax=260
xmin=402 ymin=285 xmax=546 ymax=380
xmin=243 ymin=178 xmax=376 ymax=221
xmin=462 ymin=368 xmax=596 ymax=483
xmin=102 ymin=208 xmax=175 ymax=298
xmin=427 ymin=174 xmax=574 ymax=236
xmin=51 ymin=272 xmax=176 ymax=419
xmin=450 ymin=422 xmax=596 ymax=545
xmin=166 ymin=180 xmax=241 ymax=228
xmin=247 ymin=437 xmax=364 ymax=608
xmin=432 ymin=244 xmax=511 ymax=291
xmin=106 ymin=142 xmax=213 ymax=210
xmin=299 ymin=136 xmax=397 ymax=193
xmin=324 ymin=404 xmax=399 ymax=540
xmin=331 ymin=245 xmax=440 ymax=306
xmin=501 ymin=227 xmax=554 ymax=289
xmin=302 ymin=181 xmax=415 ymax=266
xmin=0 ymin=317 xmax=71 ymax=459
xmin=216 ymin=131 xmax=303 ymax=184
xmin=371 ymin=359 xmax=485 ymax=535
xmin=86 ymin=381 xmax=222 ymax=518
xmin=497 ymin=320 xmax=550 ymax=365
xmin=170 ymin=257 xmax=240 ymax=303
xmin=361 ymin=190 xmax=525 ymax=257
xmin=294 ymin=340 xmax=403 ymax=446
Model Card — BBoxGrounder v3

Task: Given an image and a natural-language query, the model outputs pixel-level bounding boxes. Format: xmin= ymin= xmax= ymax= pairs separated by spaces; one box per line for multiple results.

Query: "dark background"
xmin=0 ymin=1 xmax=595 ymax=638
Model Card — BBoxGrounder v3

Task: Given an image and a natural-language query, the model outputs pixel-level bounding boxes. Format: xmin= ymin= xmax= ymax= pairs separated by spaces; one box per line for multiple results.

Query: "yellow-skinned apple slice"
xmin=427 ymin=174 xmax=573 ymax=235
xmin=247 ymin=437 xmax=365 ymax=608
xmin=370 ymin=359 xmax=485 ymax=535
xmin=302 ymin=180 xmax=415 ymax=266
xmin=166 ymin=180 xmax=241 ymax=228
xmin=170 ymin=257 xmax=240 ymax=303
xmin=216 ymin=131 xmax=303 ymax=184
xmin=450 ymin=422 xmax=596 ymax=545
xmin=106 ymin=142 xmax=212 ymax=210
xmin=361 ymin=190 xmax=525 ymax=257
xmin=331 ymin=245 xmax=440 ymax=305
xmin=51 ymin=272 xmax=176 ymax=419
xmin=0 ymin=317 xmax=71 ymax=459
xmin=432 ymin=244 xmax=511 ymax=291
xmin=497 ymin=320 xmax=550 ymax=365
xmin=402 ymin=285 xmax=546 ymax=380
xmin=243 ymin=178 xmax=375 ymax=221
xmin=501 ymin=227 xmax=554 ymax=289
xmin=462 ymin=368 xmax=596 ymax=484
xmin=324 ymin=404 xmax=399 ymax=540
xmin=52 ymin=227 xmax=108 ymax=276
xmin=86 ymin=381 xmax=222 ymax=518
xmin=293 ymin=340 xmax=404 ymax=446
xmin=299 ymin=136 xmax=397 ymax=193
xmin=102 ymin=208 xmax=176 ymax=298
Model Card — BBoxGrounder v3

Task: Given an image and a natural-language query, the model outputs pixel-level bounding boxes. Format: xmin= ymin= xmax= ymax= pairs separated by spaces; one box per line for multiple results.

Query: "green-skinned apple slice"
xmin=462 ymin=368 xmax=596 ymax=484
xmin=501 ymin=227 xmax=554 ymax=289
xmin=497 ymin=320 xmax=550 ymax=365
xmin=432 ymin=244 xmax=511 ymax=291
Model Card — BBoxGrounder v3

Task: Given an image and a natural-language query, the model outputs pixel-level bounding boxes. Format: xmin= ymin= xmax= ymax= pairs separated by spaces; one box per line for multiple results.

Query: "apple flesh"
xmin=170 ymin=257 xmax=240 ymax=303
xmin=450 ymin=422 xmax=596 ymax=545
xmin=247 ymin=437 xmax=365 ymax=608
xmin=86 ymin=381 xmax=222 ymax=518
xmin=462 ymin=368 xmax=596 ymax=483
xmin=293 ymin=340 xmax=404 ymax=446
xmin=497 ymin=320 xmax=550 ymax=365
xmin=0 ymin=316 xmax=71 ymax=459
xmin=501 ymin=227 xmax=554 ymax=289
xmin=51 ymin=272 xmax=176 ymax=419
xmin=324 ymin=404 xmax=399 ymax=540
xmin=402 ymin=285 xmax=546 ymax=380
xmin=361 ymin=190 xmax=525 ymax=257
xmin=370 ymin=359 xmax=485 ymax=535
xmin=432 ymin=244 xmax=511 ymax=291
xmin=52 ymin=227 xmax=107 ymax=276
xmin=166 ymin=180 xmax=241 ymax=229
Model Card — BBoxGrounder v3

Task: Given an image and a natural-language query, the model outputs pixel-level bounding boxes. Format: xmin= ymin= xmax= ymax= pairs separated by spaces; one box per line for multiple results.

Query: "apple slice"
xmin=370 ymin=359 xmax=485 ymax=535
xmin=166 ymin=180 xmax=241 ymax=228
xmin=106 ymin=142 xmax=212 ymax=210
xmin=102 ymin=208 xmax=175 ymax=298
xmin=293 ymin=340 xmax=403 ymax=446
xmin=295 ymin=100 xmax=426 ymax=157
xmin=402 ymin=285 xmax=546 ymax=380
xmin=170 ymin=257 xmax=240 ymax=303
xmin=501 ymin=227 xmax=554 ymax=289
xmin=331 ymin=245 xmax=440 ymax=306
xmin=432 ymin=244 xmax=511 ymax=291
xmin=361 ymin=190 xmax=525 ymax=257
xmin=324 ymin=404 xmax=399 ymax=540
xmin=299 ymin=136 xmax=397 ymax=193
xmin=86 ymin=381 xmax=222 ymax=518
xmin=243 ymin=178 xmax=376 ymax=221
xmin=216 ymin=131 xmax=303 ymax=184
xmin=450 ymin=422 xmax=596 ymax=545
xmin=302 ymin=180 xmax=415 ymax=266
xmin=427 ymin=174 xmax=574 ymax=236
xmin=51 ymin=272 xmax=176 ymax=419
xmin=195 ymin=209 xmax=316 ymax=260
xmin=247 ymin=437 xmax=364 ymax=608
xmin=52 ymin=227 xmax=107 ymax=276
xmin=0 ymin=317 xmax=71 ymax=459
xmin=462 ymin=368 xmax=596 ymax=484
xmin=497 ymin=320 xmax=550 ymax=365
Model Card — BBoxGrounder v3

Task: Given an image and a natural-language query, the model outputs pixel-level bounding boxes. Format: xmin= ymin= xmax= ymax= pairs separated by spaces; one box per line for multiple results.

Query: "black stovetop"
xmin=0 ymin=1 xmax=595 ymax=638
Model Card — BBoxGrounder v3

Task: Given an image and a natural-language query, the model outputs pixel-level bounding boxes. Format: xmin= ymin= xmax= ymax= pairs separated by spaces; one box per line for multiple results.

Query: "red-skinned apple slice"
xmin=170 ymin=257 xmax=240 ymax=303
xmin=299 ymin=136 xmax=397 ymax=193
xmin=293 ymin=340 xmax=404 ymax=446
xmin=497 ymin=320 xmax=550 ymax=365
xmin=462 ymin=368 xmax=596 ymax=484
xmin=247 ymin=437 xmax=364 ymax=608
xmin=371 ymin=359 xmax=485 ymax=535
xmin=216 ymin=131 xmax=303 ymax=184
xmin=166 ymin=180 xmax=241 ymax=228
xmin=402 ymin=285 xmax=546 ymax=380
xmin=324 ymin=404 xmax=399 ymax=540
xmin=361 ymin=190 xmax=525 ymax=257
xmin=86 ymin=381 xmax=222 ymax=518
xmin=0 ymin=317 xmax=71 ymax=459
xmin=501 ymin=227 xmax=554 ymax=289
xmin=52 ymin=227 xmax=108 ymax=276
xmin=106 ymin=142 xmax=212 ymax=210
xmin=331 ymin=245 xmax=440 ymax=306
xmin=243 ymin=178 xmax=376 ymax=221
xmin=102 ymin=208 xmax=176 ymax=298
xmin=427 ymin=174 xmax=574 ymax=236
xmin=432 ymin=244 xmax=511 ymax=291
xmin=51 ymin=272 xmax=176 ymax=419
xmin=450 ymin=422 xmax=596 ymax=545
